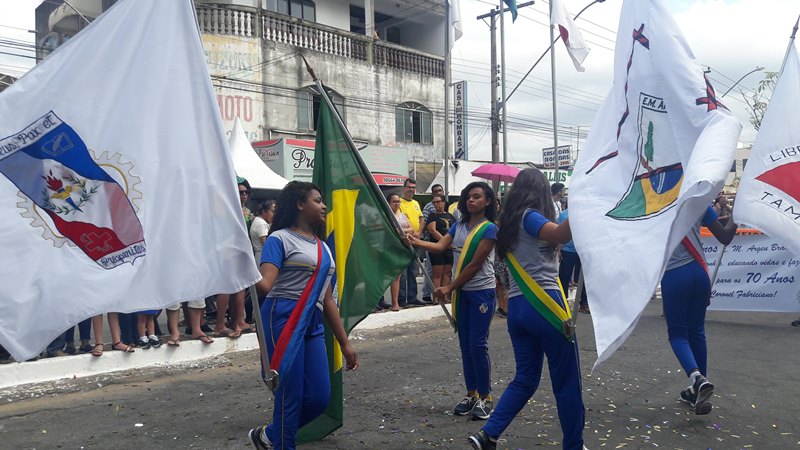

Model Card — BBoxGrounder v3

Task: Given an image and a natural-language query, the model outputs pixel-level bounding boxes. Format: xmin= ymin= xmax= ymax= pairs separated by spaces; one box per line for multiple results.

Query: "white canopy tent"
xmin=228 ymin=117 xmax=288 ymax=190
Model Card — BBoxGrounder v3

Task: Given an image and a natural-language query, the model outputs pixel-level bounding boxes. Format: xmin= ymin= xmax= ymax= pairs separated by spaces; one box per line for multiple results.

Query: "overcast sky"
xmin=1 ymin=0 xmax=798 ymax=164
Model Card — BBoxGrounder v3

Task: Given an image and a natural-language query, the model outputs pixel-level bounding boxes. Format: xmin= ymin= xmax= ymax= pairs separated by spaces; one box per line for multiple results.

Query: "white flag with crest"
xmin=569 ymin=0 xmax=741 ymax=368
xmin=734 ymin=42 xmax=800 ymax=258
xmin=0 ymin=0 xmax=260 ymax=360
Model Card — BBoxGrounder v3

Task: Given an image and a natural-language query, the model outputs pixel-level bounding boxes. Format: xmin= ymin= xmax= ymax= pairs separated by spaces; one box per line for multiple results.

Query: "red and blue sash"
xmin=269 ymin=240 xmax=332 ymax=387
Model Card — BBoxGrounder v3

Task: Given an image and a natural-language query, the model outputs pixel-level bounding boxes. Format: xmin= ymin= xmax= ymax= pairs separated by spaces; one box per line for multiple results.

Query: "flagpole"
xmin=444 ymin=0 xmax=451 ymax=200
xmin=550 ymin=0 xmax=561 ymax=183
xmin=780 ymin=14 xmax=800 ymax=74
xmin=503 ymin=0 xmax=603 ymax=107
xmin=249 ymin=284 xmax=278 ymax=390
xmin=300 ymin=56 xmax=457 ymax=330
xmin=499 ymin=0 xmax=509 ymax=199
xmin=713 ymin=15 xmax=799 ymax=290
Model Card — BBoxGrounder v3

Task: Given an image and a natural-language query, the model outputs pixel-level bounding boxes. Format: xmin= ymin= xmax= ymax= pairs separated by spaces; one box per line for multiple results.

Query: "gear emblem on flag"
xmin=1 ymin=112 xmax=147 ymax=269
xmin=17 ymin=151 xmax=142 ymax=249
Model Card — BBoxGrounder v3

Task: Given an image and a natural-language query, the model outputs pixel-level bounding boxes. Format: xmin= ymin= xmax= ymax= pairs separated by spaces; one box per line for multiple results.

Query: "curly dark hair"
xmin=458 ymin=181 xmax=496 ymax=224
xmin=496 ymin=168 xmax=555 ymax=258
xmin=270 ymin=181 xmax=325 ymax=239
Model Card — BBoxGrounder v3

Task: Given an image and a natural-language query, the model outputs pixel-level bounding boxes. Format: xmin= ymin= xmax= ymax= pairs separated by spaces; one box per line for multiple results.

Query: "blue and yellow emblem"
xmin=607 ymin=93 xmax=683 ymax=220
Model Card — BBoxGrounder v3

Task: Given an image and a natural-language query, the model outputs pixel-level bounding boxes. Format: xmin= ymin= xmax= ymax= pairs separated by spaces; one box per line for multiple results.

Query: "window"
xmin=267 ymin=0 xmax=316 ymax=21
xmin=395 ymin=102 xmax=433 ymax=145
xmin=297 ymin=86 xmax=345 ymax=131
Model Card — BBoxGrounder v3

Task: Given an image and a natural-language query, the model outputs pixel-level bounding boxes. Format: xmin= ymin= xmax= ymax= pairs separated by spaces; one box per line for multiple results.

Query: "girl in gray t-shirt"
xmin=412 ymin=181 xmax=498 ymax=422
xmin=248 ymin=181 xmax=359 ymax=450
xmin=469 ymin=168 xmax=584 ymax=450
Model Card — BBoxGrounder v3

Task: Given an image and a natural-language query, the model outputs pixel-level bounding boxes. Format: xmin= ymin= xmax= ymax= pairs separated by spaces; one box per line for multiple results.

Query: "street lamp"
xmin=721 ymin=67 xmax=764 ymax=98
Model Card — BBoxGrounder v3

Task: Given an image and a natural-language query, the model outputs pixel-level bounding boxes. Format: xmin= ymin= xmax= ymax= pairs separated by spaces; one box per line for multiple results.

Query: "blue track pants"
xmin=457 ymin=289 xmax=496 ymax=397
xmin=661 ymin=260 xmax=710 ymax=377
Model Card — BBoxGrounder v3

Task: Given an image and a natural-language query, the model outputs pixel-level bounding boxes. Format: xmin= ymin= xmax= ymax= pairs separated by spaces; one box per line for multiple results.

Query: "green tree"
xmin=742 ymin=71 xmax=778 ymax=130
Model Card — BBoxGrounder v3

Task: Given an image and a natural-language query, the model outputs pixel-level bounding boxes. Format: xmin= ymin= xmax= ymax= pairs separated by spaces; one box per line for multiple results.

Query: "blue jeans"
xmin=261 ymin=298 xmax=330 ymax=450
xmin=118 ymin=313 xmax=138 ymax=343
xmin=65 ymin=319 xmax=92 ymax=344
xmin=483 ymin=292 xmax=585 ymax=449
xmin=458 ymin=289 xmax=496 ymax=397
xmin=661 ymin=260 xmax=710 ymax=376
xmin=421 ymin=256 xmax=433 ymax=299
xmin=398 ymin=261 xmax=419 ymax=305
xmin=559 ymin=251 xmax=587 ymax=307
xmin=46 ymin=332 xmax=67 ymax=354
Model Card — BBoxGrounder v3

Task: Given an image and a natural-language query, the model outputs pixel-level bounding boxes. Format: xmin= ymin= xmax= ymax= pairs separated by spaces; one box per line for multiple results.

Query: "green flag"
xmin=504 ymin=0 xmax=517 ymax=21
xmin=298 ymin=83 xmax=416 ymax=443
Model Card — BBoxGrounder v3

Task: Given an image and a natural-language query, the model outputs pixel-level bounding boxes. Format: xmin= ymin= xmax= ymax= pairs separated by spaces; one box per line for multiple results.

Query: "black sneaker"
xmin=137 ymin=338 xmax=151 ymax=350
xmin=454 ymin=396 xmax=478 ymax=416
xmin=691 ymin=374 xmax=714 ymax=415
xmin=247 ymin=426 xmax=273 ymax=449
xmin=148 ymin=336 xmax=162 ymax=349
xmin=496 ymin=308 xmax=508 ymax=319
xmin=791 ymin=318 xmax=800 ymax=327
xmin=468 ymin=430 xmax=497 ymax=450
xmin=679 ymin=386 xmax=696 ymax=406
xmin=471 ymin=398 xmax=493 ymax=420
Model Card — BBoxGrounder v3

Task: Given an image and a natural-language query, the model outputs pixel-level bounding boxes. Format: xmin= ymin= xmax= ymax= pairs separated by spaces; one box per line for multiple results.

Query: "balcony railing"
xmin=195 ymin=6 xmax=444 ymax=78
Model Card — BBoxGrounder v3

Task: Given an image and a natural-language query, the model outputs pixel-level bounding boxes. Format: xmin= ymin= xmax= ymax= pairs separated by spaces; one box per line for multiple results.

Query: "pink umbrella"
xmin=471 ymin=163 xmax=521 ymax=183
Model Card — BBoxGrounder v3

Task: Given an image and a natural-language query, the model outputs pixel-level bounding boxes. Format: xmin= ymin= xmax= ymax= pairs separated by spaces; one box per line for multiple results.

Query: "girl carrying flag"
xmin=412 ymin=181 xmax=498 ymax=421
xmin=468 ymin=168 xmax=585 ymax=450
xmin=663 ymin=204 xmax=736 ymax=415
xmin=249 ymin=181 xmax=359 ymax=450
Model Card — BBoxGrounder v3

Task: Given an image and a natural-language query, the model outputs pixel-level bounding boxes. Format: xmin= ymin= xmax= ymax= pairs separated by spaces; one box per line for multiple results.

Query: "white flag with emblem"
xmin=734 ymin=41 xmax=800 ymax=258
xmin=569 ymin=0 xmax=741 ymax=368
xmin=0 ymin=0 xmax=260 ymax=360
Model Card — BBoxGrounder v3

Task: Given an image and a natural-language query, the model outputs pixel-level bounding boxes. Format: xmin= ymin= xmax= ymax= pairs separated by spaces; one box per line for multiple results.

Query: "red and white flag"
xmin=551 ymin=0 xmax=590 ymax=71
xmin=735 ymin=41 xmax=800 ymax=257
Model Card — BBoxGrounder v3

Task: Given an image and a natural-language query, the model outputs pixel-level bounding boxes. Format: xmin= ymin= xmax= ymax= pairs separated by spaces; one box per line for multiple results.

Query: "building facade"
xmin=35 ymin=0 xmax=447 ymax=168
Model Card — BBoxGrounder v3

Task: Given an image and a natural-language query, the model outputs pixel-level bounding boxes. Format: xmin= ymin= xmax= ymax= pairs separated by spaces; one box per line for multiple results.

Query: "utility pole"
xmin=477 ymin=1 xmax=533 ymax=195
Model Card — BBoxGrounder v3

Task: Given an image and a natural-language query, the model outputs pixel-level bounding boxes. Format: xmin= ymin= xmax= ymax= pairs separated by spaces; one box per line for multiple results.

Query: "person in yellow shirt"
xmin=398 ymin=178 xmax=425 ymax=306
xmin=400 ymin=178 xmax=424 ymax=234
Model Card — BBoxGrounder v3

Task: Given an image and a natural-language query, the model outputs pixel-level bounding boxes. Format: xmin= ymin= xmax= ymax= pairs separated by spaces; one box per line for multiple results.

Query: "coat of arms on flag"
xmin=0 ymin=111 xmax=145 ymax=270
xmin=569 ymin=0 xmax=741 ymax=369
xmin=608 ymin=91 xmax=683 ymax=220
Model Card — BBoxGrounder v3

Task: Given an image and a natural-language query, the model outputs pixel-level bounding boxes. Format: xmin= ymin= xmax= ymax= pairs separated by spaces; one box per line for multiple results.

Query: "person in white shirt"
xmin=250 ymin=200 xmax=276 ymax=263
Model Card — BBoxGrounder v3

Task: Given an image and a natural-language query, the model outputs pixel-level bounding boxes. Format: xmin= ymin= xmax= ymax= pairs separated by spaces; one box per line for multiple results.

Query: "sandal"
xmin=212 ymin=328 xmax=240 ymax=339
xmin=90 ymin=343 xmax=104 ymax=357
xmin=194 ymin=335 xmax=214 ymax=344
xmin=166 ymin=338 xmax=181 ymax=347
xmin=112 ymin=342 xmax=135 ymax=353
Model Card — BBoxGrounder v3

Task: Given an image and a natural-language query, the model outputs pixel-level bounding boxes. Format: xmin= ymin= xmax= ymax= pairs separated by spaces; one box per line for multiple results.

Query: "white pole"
xmin=549 ymin=0 xmax=560 ymax=183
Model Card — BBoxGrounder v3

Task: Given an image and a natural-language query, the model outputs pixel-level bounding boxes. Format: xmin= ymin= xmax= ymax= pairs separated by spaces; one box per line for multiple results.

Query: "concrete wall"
xmin=260 ymin=42 xmax=445 ymax=162
xmin=315 ymin=0 xmax=352 ymax=30
xmin=399 ymin=16 xmax=445 ymax=57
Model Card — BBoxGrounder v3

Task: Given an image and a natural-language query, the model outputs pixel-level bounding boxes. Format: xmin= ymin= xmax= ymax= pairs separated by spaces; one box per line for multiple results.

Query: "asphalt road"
xmin=1 ymin=300 xmax=798 ymax=449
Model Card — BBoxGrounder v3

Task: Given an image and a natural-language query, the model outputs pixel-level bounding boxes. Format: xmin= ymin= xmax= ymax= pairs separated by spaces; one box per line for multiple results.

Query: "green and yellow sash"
xmin=451 ymin=219 xmax=492 ymax=327
xmin=506 ymin=252 xmax=574 ymax=341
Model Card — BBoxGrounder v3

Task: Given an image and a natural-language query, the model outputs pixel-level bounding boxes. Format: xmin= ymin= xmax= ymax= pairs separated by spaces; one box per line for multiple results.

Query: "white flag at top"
xmin=551 ymin=0 xmax=590 ymax=71
xmin=449 ymin=0 xmax=464 ymax=48
xmin=569 ymin=0 xmax=741 ymax=368
xmin=734 ymin=42 xmax=800 ymax=258
xmin=0 ymin=0 xmax=261 ymax=360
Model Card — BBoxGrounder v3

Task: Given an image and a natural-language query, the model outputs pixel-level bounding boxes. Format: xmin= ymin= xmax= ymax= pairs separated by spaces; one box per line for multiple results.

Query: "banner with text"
xmin=454 ymin=81 xmax=468 ymax=160
xmin=702 ymin=229 xmax=800 ymax=312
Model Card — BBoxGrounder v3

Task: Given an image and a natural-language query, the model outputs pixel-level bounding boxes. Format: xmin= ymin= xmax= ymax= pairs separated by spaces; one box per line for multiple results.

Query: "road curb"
xmin=0 ymin=305 xmax=447 ymax=390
